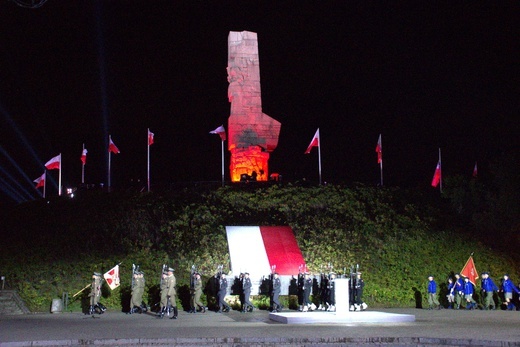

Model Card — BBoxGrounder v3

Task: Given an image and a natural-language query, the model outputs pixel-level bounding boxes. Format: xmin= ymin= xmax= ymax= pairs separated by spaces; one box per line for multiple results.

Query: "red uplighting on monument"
xmin=227 ymin=31 xmax=281 ymax=182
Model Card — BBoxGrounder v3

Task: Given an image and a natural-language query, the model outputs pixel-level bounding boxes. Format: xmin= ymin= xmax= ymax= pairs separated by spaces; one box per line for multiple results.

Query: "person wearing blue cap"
xmin=427 ymin=275 xmax=441 ymax=310
xmin=500 ymin=274 xmax=520 ymax=311
xmin=453 ymin=273 xmax=464 ymax=309
xmin=480 ymin=272 xmax=498 ymax=310
xmin=463 ymin=276 xmax=477 ymax=310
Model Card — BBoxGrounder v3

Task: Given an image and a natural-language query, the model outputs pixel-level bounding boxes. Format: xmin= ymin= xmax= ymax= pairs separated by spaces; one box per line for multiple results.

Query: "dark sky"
xmin=1 ymin=1 xmax=519 ymax=204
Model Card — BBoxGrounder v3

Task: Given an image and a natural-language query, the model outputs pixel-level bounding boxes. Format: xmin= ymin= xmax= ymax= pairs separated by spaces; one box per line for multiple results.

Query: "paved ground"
xmin=1 ymin=308 xmax=520 ymax=346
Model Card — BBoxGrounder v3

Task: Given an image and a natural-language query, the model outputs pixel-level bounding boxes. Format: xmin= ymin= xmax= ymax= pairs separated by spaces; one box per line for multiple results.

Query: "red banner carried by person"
xmin=33 ymin=172 xmax=45 ymax=189
xmin=45 ymin=154 xmax=61 ymax=170
xmin=108 ymin=138 xmax=120 ymax=154
xmin=148 ymin=129 xmax=154 ymax=146
xmin=81 ymin=148 xmax=88 ymax=165
xmin=103 ymin=264 xmax=120 ymax=290
xmin=431 ymin=161 xmax=441 ymax=187
xmin=209 ymin=125 xmax=226 ymax=141
xmin=375 ymin=134 xmax=382 ymax=164
xmin=305 ymin=128 xmax=320 ymax=154
xmin=460 ymin=255 xmax=479 ymax=286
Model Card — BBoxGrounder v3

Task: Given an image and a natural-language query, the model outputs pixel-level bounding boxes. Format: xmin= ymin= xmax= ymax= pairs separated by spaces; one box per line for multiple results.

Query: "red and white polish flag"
xmin=108 ymin=138 xmax=120 ymax=154
xmin=81 ymin=148 xmax=88 ymax=165
xmin=33 ymin=172 xmax=46 ymax=189
xmin=226 ymin=226 xmax=306 ymax=276
xmin=210 ymin=125 xmax=226 ymax=141
xmin=45 ymin=154 xmax=61 ymax=170
xmin=431 ymin=161 xmax=441 ymax=187
xmin=305 ymin=128 xmax=320 ymax=154
xmin=148 ymin=129 xmax=154 ymax=146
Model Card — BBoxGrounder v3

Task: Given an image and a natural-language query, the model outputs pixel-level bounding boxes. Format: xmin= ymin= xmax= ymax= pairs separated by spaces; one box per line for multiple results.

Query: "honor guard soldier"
xmin=190 ymin=272 xmax=206 ymax=313
xmin=501 ymin=274 xmax=520 ymax=311
xmin=166 ymin=268 xmax=178 ymax=319
xmin=158 ymin=270 xmax=168 ymax=318
xmin=88 ymin=272 xmax=106 ymax=315
xmin=241 ymin=272 xmax=255 ymax=312
xmin=302 ymin=272 xmax=314 ymax=312
xmin=272 ymin=272 xmax=282 ymax=312
xmin=353 ymin=272 xmax=367 ymax=311
xmin=327 ymin=272 xmax=336 ymax=312
xmin=217 ymin=273 xmax=231 ymax=313
xmin=129 ymin=271 xmax=146 ymax=314
xmin=318 ymin=272 xmax=329 ymax=311
xmin=481 ymin=272 xmax=498 ymax=310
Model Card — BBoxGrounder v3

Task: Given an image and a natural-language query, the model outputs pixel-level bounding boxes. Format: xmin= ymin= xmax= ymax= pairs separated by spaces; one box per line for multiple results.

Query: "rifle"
xmin=72 ymin=283 xmax=92 ymax=298
xmin=190 ymin=265 xmax=197 ymax=290
xmin=132 ymin=264 xmax=136 ymax=289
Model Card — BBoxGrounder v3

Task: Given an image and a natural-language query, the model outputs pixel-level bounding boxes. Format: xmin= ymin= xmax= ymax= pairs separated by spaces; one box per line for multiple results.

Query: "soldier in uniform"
xmin=129 ymin=271 xmax=146 ymax=314
xmin=190 ymin=272 xmax=206 ymax=313
xmin=166 ymin=267 xmax=178 ymax=319
xmin=241 ymin=272 xmax=255 ymax=312
xmin=327 ymin=272 xmax=336 ymax=312
xmin=302 ymin=272 xmax=313 ymax=312
xmin=88 ymin=272 xmax=106 ymax=315
xmin=353 ymin=272 xmax=367 ymax=311
xmin=157 ymin=270 xmax=168 ymax=318
xmin=217 ymin=273 xmax=231 ymax=313
xmin=480 ymin=272 xmax=498 ymax=310
xmin=318 ymin=272 xmax=329 ymax=311
xmin=271 ymin=272 xmax=282 ymax=312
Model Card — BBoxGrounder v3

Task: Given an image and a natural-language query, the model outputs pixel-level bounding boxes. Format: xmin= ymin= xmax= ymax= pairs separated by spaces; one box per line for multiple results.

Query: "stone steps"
xmin=0 ymin=290 xmax=30 ymax=315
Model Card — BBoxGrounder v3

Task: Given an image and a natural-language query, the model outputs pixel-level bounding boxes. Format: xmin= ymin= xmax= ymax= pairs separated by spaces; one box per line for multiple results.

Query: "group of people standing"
xmin=427 ymin=272 xmax=520 ymax=310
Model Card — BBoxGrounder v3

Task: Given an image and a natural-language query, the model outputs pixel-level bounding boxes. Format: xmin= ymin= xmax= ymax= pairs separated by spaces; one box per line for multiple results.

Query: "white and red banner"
xmin=148 ymin=129 xmax=154 ymax=146
xmin=226 ymin=226 xmax=305 ymax=276
xmin=45 ymin=154 xmax=61 ymax=170
xmin=431 ymin=161 xmax=441 ymax=187
xmin=103 ymin=264 xmax=120 ymax=290
xmin=108 ymin=138 xmax=120 ymax=154
xmin=304 ymin=128 xmax=320 ymax=154
xmin=376 ymin=134 xmax=382 ymax=164
xmin=210 ymin=125 xmax=226 ymax=141
xmin=33 ymin=172 xmax=46 ymax=189
xmin=81 ymin=148 xmax=88 ymax=165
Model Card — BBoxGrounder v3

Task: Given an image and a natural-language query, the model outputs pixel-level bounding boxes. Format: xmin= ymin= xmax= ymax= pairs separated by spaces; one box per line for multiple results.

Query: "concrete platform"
xmin=269 ymin=310 xmax=416 ymax=324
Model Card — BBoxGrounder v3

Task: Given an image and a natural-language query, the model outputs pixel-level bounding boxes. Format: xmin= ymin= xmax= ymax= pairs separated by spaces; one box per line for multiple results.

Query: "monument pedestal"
xmin=334 ymin=278 xmax=350 ymax=315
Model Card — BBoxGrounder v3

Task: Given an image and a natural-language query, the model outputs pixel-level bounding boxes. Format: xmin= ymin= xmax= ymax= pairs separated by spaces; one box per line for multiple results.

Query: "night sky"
xmin=1 ymin=1 xmax=519 ymax=204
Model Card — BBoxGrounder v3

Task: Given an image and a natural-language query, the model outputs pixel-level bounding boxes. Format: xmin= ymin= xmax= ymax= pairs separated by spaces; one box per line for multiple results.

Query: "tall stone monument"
xmin=227 ymin=31 xmax=281 ymax=182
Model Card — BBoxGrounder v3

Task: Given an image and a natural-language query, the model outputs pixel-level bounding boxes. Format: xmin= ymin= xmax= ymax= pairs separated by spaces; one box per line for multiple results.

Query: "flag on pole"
xmin=45 ymin=154 xmax=61 ymax=170
xmin=431 ymin=161 xmax=441 ymax=187
xmin=33 ymin=172 xmax=46 ymax=189
xmin=472 ymin=162 xmax=478 ymax=178
xmin=108 ymin=138 xmax=120 ymax=154
xmin=305 ymin=128 xmax=320 ymax=154
xmin=148 ymin=129 xmax=154 ymax=146
xmin=210 ymin=125 xmax=226 ymax=141
xmin=81 ymin=148 xmax=88 ymax=165
xmin=375 ymin=134 xmax=382 ymax=164
xmin=460 ymin=255 xmax=479 ymax=286
xmin=103 ymin=264 xmax=120 ymax=290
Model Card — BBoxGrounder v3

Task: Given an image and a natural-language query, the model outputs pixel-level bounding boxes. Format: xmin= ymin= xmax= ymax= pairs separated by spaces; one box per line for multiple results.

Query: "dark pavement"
xmin=1 ymin=307 xmax=520 ymax=346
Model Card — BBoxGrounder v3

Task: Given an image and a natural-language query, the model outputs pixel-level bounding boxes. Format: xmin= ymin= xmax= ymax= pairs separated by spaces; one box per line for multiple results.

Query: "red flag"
xmin=148 ymin=129 xmax=154 ymax=146
xmin=81 ymin=148 xmax=88 ymax=165
xmin=460 ymin=255 xmax=479 ymax=286
xmin=33 ymin=172 xmax=46 ymax=189
xmin=108 ymin=138 xmax=120 ymax=154
xmin=472 ymin=162 xmax=477 ymax=178
xmin=431 ymin=161 xmax=441 ymax=187
xmin=305 ymin=128 xmax=320 ymax=154
xmin=375 ymin=134 xmax=382 ymax=164
xmin=209 ymin=125 xmax=226 ymax=141
xmin=45 ymin=154 xmax=61 ymax=170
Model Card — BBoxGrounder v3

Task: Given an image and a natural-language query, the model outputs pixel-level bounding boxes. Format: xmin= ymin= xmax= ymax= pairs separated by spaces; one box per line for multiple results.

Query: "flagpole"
xmin=58 ymin=153 xmax=62 ymax=196
xmin=147 ymin=129 xmax=151 ymax=192
xmin=81 ymin=145 xmax=85 ymax=184
xmin=438 ymin=147 xmax=442 ymax=194
xmin=43 ymin=170 xmax=46 ymax=199
xmin=318 ymin=132 xmax=322 ymax=185
xmin=108 ymin=135 xmax=112 ymax=192
xmin=221 ymin=139 xmax=225 ymax=186
xmin=379 ymin=135 xmax=383 ymax=187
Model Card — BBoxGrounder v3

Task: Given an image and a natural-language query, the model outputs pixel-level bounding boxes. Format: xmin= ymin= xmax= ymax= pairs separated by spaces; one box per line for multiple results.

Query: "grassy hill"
xmin=1 ymin=183 xmax=518 ymax=312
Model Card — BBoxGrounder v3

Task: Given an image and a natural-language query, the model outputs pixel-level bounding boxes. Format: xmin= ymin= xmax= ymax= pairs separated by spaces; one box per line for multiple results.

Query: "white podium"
xmin=334 ymin=278 xmax=350 ymax=315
